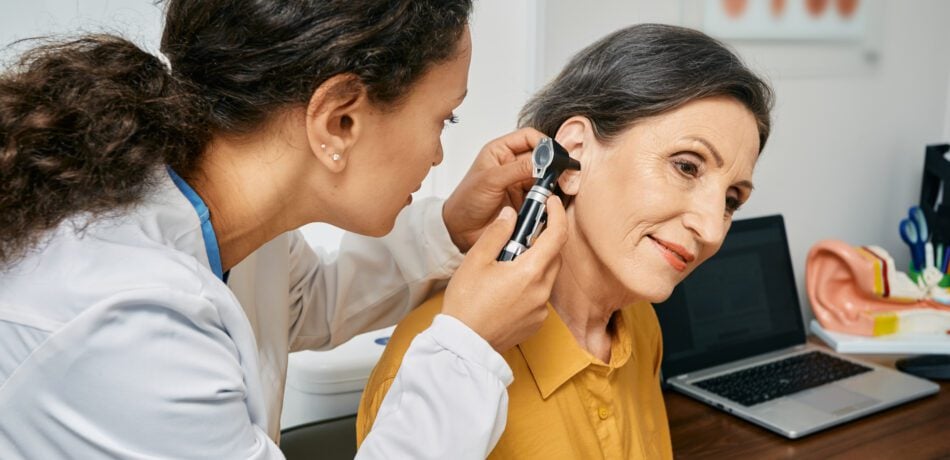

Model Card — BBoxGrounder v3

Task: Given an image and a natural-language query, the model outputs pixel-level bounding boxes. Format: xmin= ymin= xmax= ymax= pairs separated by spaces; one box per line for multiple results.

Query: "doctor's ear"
xmin=554 ymin=116 xmax=591 ymax=196
xmin=305 ymin=74 xmax=368 ymax=173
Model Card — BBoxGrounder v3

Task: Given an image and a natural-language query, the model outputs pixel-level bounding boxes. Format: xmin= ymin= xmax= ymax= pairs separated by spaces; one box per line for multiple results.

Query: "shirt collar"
xmin=518 ymin=302 xmax=640 ymax=399
xmin=166 ymin=166 xmax=225 ymax=282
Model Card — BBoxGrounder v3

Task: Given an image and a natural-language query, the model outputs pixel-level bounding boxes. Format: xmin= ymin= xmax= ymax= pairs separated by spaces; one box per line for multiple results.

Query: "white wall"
xmin=4 ymin=1 xmax=950 ymax=322
xmin=428 ymin=1 xmax=539 ymax=196
xmin=945 ymin=75 xmax=950 ymax=140
xmin=529 ymin=0 xmax=950 ymax=320
xmin=0 ymin=1 xmax=163 ymax=62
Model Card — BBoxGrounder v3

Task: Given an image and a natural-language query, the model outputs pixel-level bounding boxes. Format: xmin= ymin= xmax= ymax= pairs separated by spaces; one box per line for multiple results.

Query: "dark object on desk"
xmin=911 ymin=144 xmax=950 ymax=382
xmin=280 ymin=414 xmax=357 ymax=460
xmin=655 ymin=215 xmax=939 ymax=439
xmin=920 ymin=143 xmax=950 ymax=269
xmin=896 ymin=354 xmax=950 ymax=380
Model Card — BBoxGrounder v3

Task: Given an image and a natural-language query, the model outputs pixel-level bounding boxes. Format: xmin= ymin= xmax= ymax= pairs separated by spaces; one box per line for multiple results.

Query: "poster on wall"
xmin=703 ymin=0 xmax=868 ymax=41
xmin=679 ymin=0 xmax=883 ymax=77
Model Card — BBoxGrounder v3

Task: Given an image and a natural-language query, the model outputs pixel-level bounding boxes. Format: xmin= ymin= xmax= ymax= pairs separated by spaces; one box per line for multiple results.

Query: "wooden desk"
xmin=664 ymin=337 xmax=950 ymax=459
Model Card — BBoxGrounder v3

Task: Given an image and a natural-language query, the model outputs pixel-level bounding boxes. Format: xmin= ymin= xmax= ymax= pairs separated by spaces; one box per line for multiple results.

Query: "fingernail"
xmin=499 ymin=206 xmax=515 ymax=221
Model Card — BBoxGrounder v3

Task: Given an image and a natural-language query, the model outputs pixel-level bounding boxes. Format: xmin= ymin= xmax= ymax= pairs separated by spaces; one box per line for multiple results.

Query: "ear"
xmin=553 ymin=116 xmax=592 ymax=196
xmin=305 ymin=74 xmax=369 ymax=173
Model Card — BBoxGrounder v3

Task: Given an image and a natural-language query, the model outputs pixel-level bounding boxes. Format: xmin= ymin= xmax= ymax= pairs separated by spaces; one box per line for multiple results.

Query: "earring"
xmin=321 ymin=143 xmax=340 ymax=161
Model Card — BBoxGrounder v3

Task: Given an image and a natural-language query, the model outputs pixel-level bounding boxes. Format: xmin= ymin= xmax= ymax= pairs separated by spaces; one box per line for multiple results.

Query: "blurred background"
xmin=3 ymin=0 xmax=949 ymax=323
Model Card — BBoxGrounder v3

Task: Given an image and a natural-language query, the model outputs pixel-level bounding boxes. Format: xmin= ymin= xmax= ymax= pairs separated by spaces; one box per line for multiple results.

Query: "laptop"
xmin=655 ymin=214 xmax=939 ymax=439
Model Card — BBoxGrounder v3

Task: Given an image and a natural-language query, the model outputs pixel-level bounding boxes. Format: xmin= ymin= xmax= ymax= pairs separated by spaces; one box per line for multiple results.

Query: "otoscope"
xmin=498 ymin=137 xmax=580 ymax=261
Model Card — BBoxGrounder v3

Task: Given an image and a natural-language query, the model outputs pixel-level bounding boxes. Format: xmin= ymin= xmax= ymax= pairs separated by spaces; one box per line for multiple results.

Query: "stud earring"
xmin=331 ymin=153 xmax=341 ymax=161
xmin=320 ymin=143 xmax=326 ymax=150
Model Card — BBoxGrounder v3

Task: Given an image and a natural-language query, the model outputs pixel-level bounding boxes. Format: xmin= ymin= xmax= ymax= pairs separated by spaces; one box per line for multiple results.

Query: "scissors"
xmin=901 ymin=206 xmax=930 ymax=271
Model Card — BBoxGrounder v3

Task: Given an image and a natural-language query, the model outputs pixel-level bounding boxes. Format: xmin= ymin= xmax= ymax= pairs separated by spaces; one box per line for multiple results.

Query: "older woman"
xmin=356 ymin=23 xmax=772 ymax=459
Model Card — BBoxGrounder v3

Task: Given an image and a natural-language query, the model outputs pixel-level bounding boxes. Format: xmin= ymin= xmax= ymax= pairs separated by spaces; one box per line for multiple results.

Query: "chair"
xmin=279 ymin=414 xmax=358 ymax=460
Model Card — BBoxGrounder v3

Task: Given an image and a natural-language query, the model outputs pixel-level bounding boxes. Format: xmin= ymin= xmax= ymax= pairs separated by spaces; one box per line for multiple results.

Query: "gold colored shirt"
xmin=357 ymin=291 xmax=673 ymax=459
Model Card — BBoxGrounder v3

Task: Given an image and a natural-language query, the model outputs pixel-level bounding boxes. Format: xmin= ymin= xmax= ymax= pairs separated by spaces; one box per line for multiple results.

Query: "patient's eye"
xmin=726 ymin=195 xmax=742 ymax=215
xmin=673 ymin=159 xmax=700 ymax=177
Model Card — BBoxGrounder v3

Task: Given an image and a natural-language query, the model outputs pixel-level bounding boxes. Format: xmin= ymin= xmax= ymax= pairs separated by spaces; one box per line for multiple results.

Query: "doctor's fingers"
xmin=504 ymin=174 xmax=534 ymax=210
xmin=472 ymin=152 xmax=532 ymax=200
xmin=515 ymin=259 xmax=558 ymax=342
xmin=520 ymin=249 xmax=562 ymax=307
xmin=478 ymin=127 xmax=546 ymax=166
xmin=464 ymin=205 xmax=519 ymax=265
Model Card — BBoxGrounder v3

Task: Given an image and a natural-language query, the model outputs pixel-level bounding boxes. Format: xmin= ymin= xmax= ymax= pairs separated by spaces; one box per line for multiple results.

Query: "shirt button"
xmin=598 ymin=407 xmax=609 ymax=420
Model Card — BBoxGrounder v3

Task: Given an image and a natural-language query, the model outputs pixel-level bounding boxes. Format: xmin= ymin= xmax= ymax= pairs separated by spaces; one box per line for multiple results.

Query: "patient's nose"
xmin=683 ymin=195 xmax=727 ymax=246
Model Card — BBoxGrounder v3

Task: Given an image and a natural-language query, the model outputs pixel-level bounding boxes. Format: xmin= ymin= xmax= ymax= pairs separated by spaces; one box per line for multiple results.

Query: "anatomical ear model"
xmin=806 ymin=240 xmax=950 ymax=336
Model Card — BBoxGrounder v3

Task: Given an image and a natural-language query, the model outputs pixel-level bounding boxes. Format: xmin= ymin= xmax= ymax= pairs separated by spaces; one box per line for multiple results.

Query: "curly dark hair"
xmin=0 ymin=0 xmax=472 ymax=265
xmin=520 ymin=24 xmax=773 ymax=153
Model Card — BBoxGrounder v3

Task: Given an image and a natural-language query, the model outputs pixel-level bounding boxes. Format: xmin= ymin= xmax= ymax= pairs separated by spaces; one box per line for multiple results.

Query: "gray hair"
xmin=519 ymin=24 xmax=773 ymax=152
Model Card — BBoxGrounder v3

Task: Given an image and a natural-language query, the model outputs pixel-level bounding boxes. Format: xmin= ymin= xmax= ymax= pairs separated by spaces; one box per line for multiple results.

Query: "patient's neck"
xmin=549 ymin=225 xmax=636 ymax=364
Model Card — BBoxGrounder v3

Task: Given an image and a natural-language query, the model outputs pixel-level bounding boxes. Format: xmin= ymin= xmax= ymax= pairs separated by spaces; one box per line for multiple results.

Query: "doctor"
xmin=0 ymin=1 xmax=565 ymax=458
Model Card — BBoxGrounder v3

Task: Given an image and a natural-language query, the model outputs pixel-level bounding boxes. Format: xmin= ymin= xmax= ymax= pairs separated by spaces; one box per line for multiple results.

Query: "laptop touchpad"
xmin=790 ymin=386 xmax=879 ymax=416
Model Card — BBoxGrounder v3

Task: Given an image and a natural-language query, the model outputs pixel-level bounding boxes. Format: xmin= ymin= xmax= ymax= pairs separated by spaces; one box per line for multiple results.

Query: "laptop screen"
xmin=655 ymin=214 xmax=806 ymax=379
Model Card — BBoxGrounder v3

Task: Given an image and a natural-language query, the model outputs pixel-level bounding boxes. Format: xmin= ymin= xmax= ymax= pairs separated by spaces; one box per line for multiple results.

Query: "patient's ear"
xmin=554 ymin=116 xmax=590 ymax=196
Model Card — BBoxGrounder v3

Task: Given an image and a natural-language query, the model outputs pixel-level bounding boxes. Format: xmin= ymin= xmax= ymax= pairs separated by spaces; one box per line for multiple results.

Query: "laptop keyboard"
xmin=694 ymin=351 xmax=873 ymax=406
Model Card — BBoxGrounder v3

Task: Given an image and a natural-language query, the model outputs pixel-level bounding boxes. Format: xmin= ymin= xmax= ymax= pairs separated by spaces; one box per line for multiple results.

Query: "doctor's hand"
xmin=442 ymin=195 xmax=567 ymax=353
xmin=442 ymin=127 xmax=545 ymax=253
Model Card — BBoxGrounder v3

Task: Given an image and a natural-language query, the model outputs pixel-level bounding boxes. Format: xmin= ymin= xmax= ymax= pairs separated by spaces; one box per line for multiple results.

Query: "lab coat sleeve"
xmin=357 ymin=314 xmax=514 ymax=460
xmin=287 ymin=197 xmax=465 ymax=351
xmin=1 ymin=290 xmax=286 ymax=460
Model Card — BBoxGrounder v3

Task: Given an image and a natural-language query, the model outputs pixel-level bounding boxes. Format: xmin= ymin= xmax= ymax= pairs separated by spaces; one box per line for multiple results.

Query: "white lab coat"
xmin=0 ymin=168 xmax=513 ymax=459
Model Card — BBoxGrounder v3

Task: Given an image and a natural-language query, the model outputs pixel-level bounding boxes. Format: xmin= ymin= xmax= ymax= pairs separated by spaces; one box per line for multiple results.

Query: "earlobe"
xmin=305 ymin=74 xmax=366 ymax=173
xmin=318 ymin=142 xmax=346 ymax=171
xmin=554 ymin=116 xmax=590 ymax=196
xmin=558 ymin=168 xmax=581 ymax=196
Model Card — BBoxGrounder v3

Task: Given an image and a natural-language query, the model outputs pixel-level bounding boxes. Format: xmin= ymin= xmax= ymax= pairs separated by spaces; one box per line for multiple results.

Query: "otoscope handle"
xmin=497 ymin=187 xmax=550 ymax=261
xmin=497 ymin=248 xmax=520 ymax=262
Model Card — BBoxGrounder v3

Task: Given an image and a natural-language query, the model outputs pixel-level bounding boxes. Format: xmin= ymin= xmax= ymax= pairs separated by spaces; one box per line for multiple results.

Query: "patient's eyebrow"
xmin=683 ymin=135 xmax=754 ymax=191
xmin=735 ymin=179 xmax=755 ymax=192
xmin=684 ymin=136 xmax=723 ymax=167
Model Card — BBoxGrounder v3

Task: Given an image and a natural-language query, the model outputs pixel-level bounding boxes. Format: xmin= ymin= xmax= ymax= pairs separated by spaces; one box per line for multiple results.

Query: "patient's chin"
xmin=643 ymin=290 xmax=675 ymax=304
xmin=623 ymin=281 xmax=676 ymax=305
xmin=602 ymin=265 xmax=681 ymax=305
